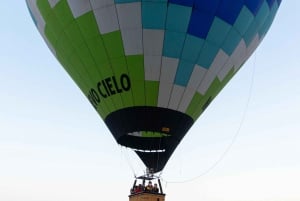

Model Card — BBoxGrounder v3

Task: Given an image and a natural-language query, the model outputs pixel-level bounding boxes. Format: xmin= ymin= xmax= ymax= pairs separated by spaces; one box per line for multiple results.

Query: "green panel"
xmin=46 ymin=13 xmax=63 ymax=47
xmin=110 ymin=57 xmax=133 ymax=108
xmin=102 ymin=31 xmax=125 ymax=59
xmin=141 ymin=131 xmax=170 ymax=138
xmin=76 ymin=11 xmax=100 ymax=40
xmin=85 ymin=36 xmax=109 ymax=67
xmin=36 ymin=0 xmax=51 ymax=20
xmin=131 ymin=80 xmax=145 ymax=106
xmin=186 ymin=92 xmax=203 ymax=119
xmin=53 ymin=0 xmax=74 ymax=27
xmin=145 ymin=81 xmax=159 ymax=106
xmin=127 ymin=55 xmax=145 ymax=80
xmin=110 ymin=56 xmax=128 ymax=76
xmin=64 ymin=21 xmax=85 ymax=47
xmin=126 ymin=55 xmax=145 ymax=105
xmin=44 ymin=26 xmax=57 ymax=47
xmin=55 ymin=32 xmax=75 ymax=60
xmin=76 ymin=44 xmax=100 ymax=76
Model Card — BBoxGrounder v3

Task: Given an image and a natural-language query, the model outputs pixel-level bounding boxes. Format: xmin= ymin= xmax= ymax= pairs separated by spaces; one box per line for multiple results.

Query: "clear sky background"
xmin=0 ymin=1 xmax=299 ymax=201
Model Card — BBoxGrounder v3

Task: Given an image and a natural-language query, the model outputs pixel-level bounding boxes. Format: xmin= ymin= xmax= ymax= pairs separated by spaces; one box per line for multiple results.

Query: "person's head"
xmin=154 ymin=183 xmax=157 ymax=187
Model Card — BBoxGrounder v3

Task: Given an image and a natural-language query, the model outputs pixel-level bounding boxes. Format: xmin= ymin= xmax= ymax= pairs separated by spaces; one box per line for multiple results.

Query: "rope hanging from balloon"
xmin=161 ymin=53 xmax=257 ymax=184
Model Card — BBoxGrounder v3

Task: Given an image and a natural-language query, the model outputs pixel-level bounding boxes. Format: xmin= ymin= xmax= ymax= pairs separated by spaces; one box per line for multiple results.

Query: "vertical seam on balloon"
xmin=61 ymin=3 xmax=116 ymax=117
xmin=115 ymin=2 xmax=135 ymax=108
xmin=157 ymin=1 xmax=170 ymax=108
xmin=45 ymin=1 xmax=94 ymax=106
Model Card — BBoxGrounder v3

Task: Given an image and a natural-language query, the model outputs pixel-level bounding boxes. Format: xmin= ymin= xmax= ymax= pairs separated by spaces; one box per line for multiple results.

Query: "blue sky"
xmin=0 ymin=1 xmax=299 ymax=201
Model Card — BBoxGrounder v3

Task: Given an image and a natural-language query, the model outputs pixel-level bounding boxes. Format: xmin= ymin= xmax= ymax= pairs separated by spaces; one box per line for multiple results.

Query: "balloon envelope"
xmin=26 ymin=0 xmax=281 ymax=172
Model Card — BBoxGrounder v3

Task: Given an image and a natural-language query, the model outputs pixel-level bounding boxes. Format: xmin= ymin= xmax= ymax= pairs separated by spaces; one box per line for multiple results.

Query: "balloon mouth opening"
xmin=127 ymin=131 xmax=171 ymax=138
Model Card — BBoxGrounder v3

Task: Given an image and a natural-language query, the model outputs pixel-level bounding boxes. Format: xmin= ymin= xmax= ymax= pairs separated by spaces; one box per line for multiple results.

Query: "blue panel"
xmin=166 ymin=4 xmax=192 ymax=32
xmin=206 ymin=17 xmax=231 ymax=47
xmin=233 ymin=6 xmax=254 ymax=35
xmin=181 ymin=34 xmax=205 ymax=63
xmin=243 ymin=21 xmax=258 ymax=46
xmin=266 ymin=0 xmax=276 ymax=8
xmin=254 ymin=1 xmax=270 ymax=28
xmin=222 ymin=28 xmax=242 ymax=56
xmin=168 ymin=0 xmax=194 ymax=7
xmin=197 ymin=41 xmax=219 ymax=68
xmin=163 ymin=31 xmax=186 ymax=58
xmin=244 ymin=0 xmax=264 ymax=15
xmin=174 ymin=60 xmax=195 ymax=86
xmin=194 ymin=0 xmax=220 ymax=15
xmin=188 ymin=9 xmax=215 ymax=38
xmin=216 ymin=0 xmax=244 ymax=25
xmin=142 ymin=2 xmax=168 ymax=29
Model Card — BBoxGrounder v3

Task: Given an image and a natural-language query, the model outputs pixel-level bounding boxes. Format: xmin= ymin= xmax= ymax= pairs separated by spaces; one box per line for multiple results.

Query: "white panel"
xmin=209 ymin=49 xmax=229 ymax=74
xmin=67 ymin=0 xmax=92 ymax=18
xmin=116 ymin=3 xmax=141 ymax=29
xmin=93 ymin=5 xmax=119 ymax=34
xmin=168 ymin=85 xmax=185 ymax=110
xmin=121 ymin=29 xmax=143 ymax=55
xmin=144 ymin=55 xmax=161 ymax=81
xmin=143 ymin=29 xmax=164 ymax=55
xmin=160 ymin=57 xmax=179 ymax=83
xmin=197 ymin=71 xmax=216 ymax=95
xmin=178 ymin=87 xmax=196 ymax=112
xmin=157 ymin=57 xmax=179 ymax=108
xmin=187 ymin=65 xmax=207 ymax=90
xmin=231 ymin=39 xmax=247 ymax=71
xmin=217 ymin=58 xmax=233 ymax=81
xmin=218 ymin=39 xmax=247 ymax=80
xmin=176 ymin=65 xmax=207 ymax=112
xmin=90 ymin=0 xmax=114 ymax=9
xmin=198 ymin=50 xmax=229 ymax=94
xmin=157 ymin=82 xmax=173 ymax=108
xmin=48 ymin=0 xmax=59 ymax=7
xmin=245 ymin=34 xmax=260 ymax=65
xmin=27 ymin=0 xmax=45 ymax=30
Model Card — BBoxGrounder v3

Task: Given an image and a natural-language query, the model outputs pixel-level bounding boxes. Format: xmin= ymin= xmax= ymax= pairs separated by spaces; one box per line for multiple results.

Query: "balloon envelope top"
xmin=26 ymin=0 xmax=281 ymax=172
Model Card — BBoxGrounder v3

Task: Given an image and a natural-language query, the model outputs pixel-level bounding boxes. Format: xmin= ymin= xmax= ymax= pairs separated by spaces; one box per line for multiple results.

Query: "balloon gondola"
xmin=26 ymin=0 xmax=281 ymax=199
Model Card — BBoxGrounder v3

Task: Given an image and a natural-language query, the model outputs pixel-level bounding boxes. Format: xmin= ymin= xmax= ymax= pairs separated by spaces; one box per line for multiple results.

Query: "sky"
xmin=0 ymin=1 xmax=299 ymax=201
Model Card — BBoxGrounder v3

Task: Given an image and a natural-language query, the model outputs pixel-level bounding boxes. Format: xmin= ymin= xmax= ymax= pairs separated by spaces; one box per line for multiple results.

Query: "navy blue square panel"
xmin=277 ymin=0 xmax=282 ymax=6
xmin=168 ymin=0 xmax=194 ymax=7
xmin=266 ymin=0 xmax=276 ymax=8
xmin=216 ymin=0 xmax=244 ymax=25
xmin=194 ymin=0 xmax=221 ymax=15
xmin=245 ymin=0 xmax=264 ymax=15
xmin=187 ymin=8 xmax=215 ymax=38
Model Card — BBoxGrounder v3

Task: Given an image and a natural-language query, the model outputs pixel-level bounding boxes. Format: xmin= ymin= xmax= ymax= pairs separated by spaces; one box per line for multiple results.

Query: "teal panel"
xmin=197 ymin=41 xmax=219 ymax=68
xmin=254 ymin=1 xmax=270 ymax=28
xmin=166 ymin=4 xmax=192 ymax=32
xmin=233 ymin=6 xmax=254 ymax=35
xmin=243 ymin=21 xmax=258 ymax=46
xmin=206 ymin=17 xmax=231 ymax=47
xmin=142 ymin=1 xmax=167 ymax=29
xmin=181 ymin=34 xmax=205 ymax=63
xmin=174 ymin=60 xmax=195 ymax=86
xmin=115 ymin=0 xmax=140 ymax=3
xmin=258 ymin=2 xmax=279 ymax=38
xmin=222 ymin=28 xmax=242 ymax=55
xmin=163 ymin=31 xmax=186 ymax=58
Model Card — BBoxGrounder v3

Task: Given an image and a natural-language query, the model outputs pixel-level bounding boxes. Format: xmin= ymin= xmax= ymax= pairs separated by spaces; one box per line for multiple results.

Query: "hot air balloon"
xmin=26 ymin=0 xmax=281 ymax=176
